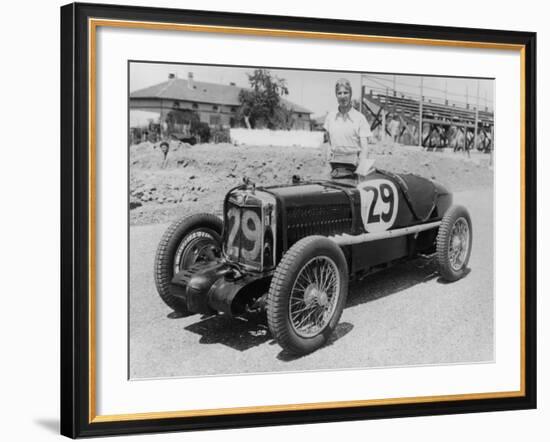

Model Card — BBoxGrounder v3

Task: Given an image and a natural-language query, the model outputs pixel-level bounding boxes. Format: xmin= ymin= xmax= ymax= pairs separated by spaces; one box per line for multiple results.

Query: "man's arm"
xmin=325 ymin=131 xmax=332 ymax=161
xmin=323 ymin=115 xmax=332 ymax=161
xmin=356 ymin=114 xmax=373 ymax=176
xmin=359 ymin=134 xmax=368 ymax=159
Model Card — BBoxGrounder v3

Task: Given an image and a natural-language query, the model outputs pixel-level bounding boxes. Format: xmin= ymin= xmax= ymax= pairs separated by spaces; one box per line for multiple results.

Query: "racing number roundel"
xmin=357 ymin=179 xmax=399 ymax=232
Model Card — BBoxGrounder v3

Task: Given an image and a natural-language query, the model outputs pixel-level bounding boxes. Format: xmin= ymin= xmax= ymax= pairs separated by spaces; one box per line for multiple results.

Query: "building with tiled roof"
xmin=130 ymin=72 xmax=313 ymax=131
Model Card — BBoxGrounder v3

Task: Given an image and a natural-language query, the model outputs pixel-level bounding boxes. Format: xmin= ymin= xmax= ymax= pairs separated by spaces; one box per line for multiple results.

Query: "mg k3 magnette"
xmin=154 ymin=168 xmax=472 ymax=355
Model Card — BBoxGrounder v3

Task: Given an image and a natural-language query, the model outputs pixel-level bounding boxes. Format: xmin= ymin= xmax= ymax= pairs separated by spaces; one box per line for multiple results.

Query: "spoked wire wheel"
xmin=448 ymin=217 xmax=470 ymax=272
xmin=436 ymin=205 xmax=473 ymax=281
xmin=289 ymin=256 xmax=341 ymax=338
xmin=267 ymin=236 xmax=348 ymax=355
xmin=154 ymin=213 xmax=222 ymax=313
xmin=173 ymin=230 xmax=220 ymax=274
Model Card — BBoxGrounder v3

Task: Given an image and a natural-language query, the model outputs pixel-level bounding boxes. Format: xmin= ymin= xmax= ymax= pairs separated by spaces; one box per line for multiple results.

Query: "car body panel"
xmin=172 ymin=170 xmax=453 ymax=315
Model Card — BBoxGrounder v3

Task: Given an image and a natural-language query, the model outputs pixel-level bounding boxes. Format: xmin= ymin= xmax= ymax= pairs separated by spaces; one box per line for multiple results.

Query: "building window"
xmin=213 ymin=105 xmax=218 ymax=111
xmin=230 ymin=107 xmax=236 ymax=113
xmin=192 ymin=103 xmax=198 ymax=109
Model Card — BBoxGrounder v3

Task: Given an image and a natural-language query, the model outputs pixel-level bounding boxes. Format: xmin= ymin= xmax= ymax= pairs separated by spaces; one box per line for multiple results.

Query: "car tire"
xmin=436 ymin=205 xmax=472 ymax=281
xmin=267 ymin=236 xmax=349 ymax=355
xmin=154 ymin=213 xmax=223 ymax=313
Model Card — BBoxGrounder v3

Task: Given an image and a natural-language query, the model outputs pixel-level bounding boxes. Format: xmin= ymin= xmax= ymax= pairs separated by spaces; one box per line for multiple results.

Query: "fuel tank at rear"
xmin=349 ymin=170 xmax=452 ymax=233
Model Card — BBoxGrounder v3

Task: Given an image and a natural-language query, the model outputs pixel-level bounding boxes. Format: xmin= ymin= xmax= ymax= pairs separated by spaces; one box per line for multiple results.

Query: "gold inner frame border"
xmin=87 ymin=17 xmax=527 ymax=424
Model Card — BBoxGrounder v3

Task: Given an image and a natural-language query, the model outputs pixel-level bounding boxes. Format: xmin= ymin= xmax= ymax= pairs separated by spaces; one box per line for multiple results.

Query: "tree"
xmin=165 ymin=109 xmax=199 ymax=136
xmin=237 ymin=69 xmax=289 ymax=129
xmin=164 ymin=110 xmax=210 ymax=143
xmin=190 ymin=121 xmax=211 ymax=143
xmin=273 ymin=105 xmax=296 ymax=131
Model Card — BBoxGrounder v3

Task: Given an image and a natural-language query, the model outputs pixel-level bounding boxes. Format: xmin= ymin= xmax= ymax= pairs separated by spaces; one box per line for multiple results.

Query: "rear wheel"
xmin=267 ymin=236 xmax=348 ymax=355
xmin=154 ymin=213 xmax=222 ymax=313
xmin=436 ymin=205 xmax=472 ymax=281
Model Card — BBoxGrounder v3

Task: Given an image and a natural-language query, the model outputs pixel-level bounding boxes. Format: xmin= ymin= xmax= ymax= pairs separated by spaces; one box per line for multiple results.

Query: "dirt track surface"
xmin=129 ymin=189 xmax=493 ymax=379
xmin=130 ymin=141 xmax=493 ymax=225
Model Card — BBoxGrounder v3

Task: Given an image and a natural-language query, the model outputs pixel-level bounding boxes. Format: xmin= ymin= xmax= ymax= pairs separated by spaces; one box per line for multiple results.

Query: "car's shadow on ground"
xmin=182 ymin=257 xmax=443 ymax=355
xmin=276 ymin=322 xmax=354 ymax=362
xmin=184 ymin=311 xmax=271 ymax=351
xmin=346 ymin=257 xmax=440 ymax=307
xmin=436 ymin=267 xmax=472 ymax=284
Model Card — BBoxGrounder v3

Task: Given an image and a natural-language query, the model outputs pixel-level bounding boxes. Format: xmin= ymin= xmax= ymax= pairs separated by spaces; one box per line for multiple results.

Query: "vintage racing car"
xmin=154 ymin=169 xmax=472 ymax=355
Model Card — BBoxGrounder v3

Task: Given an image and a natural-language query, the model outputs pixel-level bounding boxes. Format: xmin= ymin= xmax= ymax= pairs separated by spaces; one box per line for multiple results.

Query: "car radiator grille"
xmin=287 ymin=205 xmax=352 ymax=246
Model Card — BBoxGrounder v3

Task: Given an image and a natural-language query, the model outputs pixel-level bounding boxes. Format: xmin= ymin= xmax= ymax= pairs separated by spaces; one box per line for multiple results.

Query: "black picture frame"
xmin=60 ymin=2 xmax=537 ymax=438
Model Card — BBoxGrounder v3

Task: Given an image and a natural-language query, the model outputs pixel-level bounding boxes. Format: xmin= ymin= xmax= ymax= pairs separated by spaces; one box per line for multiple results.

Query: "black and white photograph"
xmin=128 ymin=61 xmax=495 ymax=379
xmin=1 ymin=0 xmax=543 ymax=439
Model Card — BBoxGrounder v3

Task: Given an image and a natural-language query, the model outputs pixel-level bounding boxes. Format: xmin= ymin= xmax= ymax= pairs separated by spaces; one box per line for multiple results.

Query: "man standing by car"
xmin=323 ymin=78 xmax=373 ymax=180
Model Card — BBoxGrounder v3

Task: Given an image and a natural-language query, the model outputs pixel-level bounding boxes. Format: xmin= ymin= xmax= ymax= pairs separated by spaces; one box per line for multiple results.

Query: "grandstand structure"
xmin=360 ymin=75 xmax=494 ymax=152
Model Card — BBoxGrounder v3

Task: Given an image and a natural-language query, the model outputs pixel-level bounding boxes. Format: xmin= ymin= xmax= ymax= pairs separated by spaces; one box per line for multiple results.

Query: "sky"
xmin=130 ymin=62 xmax=494 ymax=118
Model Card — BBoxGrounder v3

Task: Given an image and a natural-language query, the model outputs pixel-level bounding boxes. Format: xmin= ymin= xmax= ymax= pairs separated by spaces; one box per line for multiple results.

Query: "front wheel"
xmin=154 ymin=213 xmax=222 ymax=313
xmin=436 ymin=205 xmax=472 ymax=281
xmin=267 ymin=236 xmax=349 ymax=355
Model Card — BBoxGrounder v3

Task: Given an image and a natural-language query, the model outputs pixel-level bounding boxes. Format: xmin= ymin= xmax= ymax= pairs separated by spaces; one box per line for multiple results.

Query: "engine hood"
xmin=260 ymin=182 xmax=350 ymax=208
